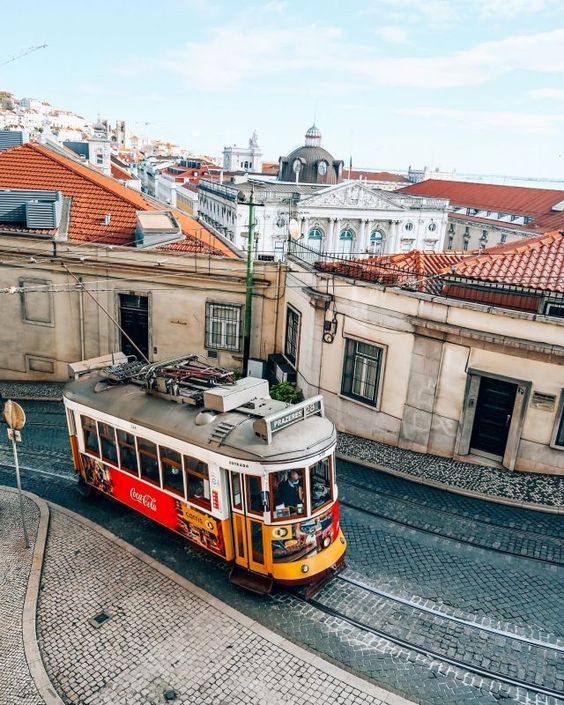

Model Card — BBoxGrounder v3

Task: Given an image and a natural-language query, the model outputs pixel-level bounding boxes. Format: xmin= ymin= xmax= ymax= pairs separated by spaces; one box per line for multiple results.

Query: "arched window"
xmin=307 ymin=227 xmax=324 ymax=252
xmin=339 ymin=228 xmax=354 ymax=255
xmin=369 ymin=229 xmax=385 ymax=255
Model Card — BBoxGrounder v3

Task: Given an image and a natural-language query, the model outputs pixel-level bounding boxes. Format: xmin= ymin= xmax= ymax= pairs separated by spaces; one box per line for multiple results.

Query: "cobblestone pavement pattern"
xmin=0 ymin=492 xmax=44 ymax=705
xmin=37 ymin=506 xmax=407 ymax=705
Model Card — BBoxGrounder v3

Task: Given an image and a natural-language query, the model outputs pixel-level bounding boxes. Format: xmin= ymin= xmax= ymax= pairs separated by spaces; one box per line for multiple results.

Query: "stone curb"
xmin=336 ymin=452 xmax=564 ymax=515
xmin=45 ymin=499 xmax=417 ymax=705
xmin=3 ymin=487 xmax=66 ymax=705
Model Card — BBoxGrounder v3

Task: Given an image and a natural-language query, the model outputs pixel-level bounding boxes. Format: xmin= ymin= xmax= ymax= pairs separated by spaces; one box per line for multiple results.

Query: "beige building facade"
xmin=282 ymin=260 xmax=564 ymax=476
xmin=0 ymin=237 xmax=284 ymax=381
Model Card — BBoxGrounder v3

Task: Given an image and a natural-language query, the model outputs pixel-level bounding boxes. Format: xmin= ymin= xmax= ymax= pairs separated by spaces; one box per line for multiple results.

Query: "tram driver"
xmin=275 ymin=470 xmax=303 ymax=516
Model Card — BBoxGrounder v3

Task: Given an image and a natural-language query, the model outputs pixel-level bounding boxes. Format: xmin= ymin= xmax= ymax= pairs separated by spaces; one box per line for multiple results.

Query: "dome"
xmin=305 ymin=123 xmax=321 ymax=139
xmin=278 ymin=124 xmax=344 ymax=185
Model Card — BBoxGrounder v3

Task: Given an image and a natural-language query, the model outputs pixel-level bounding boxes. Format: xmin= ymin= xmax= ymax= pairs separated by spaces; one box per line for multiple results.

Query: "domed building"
xmin=278 ymin=124 xmax=343 ymax=185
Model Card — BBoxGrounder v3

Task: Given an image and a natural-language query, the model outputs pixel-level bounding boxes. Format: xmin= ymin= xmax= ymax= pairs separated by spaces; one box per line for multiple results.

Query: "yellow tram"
xmin=63 ymin=355 xmax=346 ymax=593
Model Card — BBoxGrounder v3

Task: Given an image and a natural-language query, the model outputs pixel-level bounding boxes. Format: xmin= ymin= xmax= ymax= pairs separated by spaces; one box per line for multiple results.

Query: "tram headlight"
xmin=301 ymin=564 xmax=310 ymax=573
xmin=322 ymin=536 xmax=331 ymax=548
xmin=273 ymin=527 xmax=288 ymax=539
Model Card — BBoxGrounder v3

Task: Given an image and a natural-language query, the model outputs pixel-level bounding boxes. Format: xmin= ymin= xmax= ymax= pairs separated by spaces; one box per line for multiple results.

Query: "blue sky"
xmin=2 ymin=0 xmax=564 ymax=178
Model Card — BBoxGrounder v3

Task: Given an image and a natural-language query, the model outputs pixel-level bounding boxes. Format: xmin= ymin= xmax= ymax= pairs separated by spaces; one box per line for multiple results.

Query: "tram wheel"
xmin=77 ymin=476 xmax=93 ymax=497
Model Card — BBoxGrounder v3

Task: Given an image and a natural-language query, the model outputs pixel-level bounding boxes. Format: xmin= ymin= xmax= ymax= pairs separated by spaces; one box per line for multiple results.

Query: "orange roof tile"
xmin=316 ymin=250 xmax=468 ymax=292
xmin=447 ymin=230 xmax=564 ymax=294
xmin=399 ymin=179 xmax=564 ymax=234
xmin=0 ymin=143 xmax=236 ymax=257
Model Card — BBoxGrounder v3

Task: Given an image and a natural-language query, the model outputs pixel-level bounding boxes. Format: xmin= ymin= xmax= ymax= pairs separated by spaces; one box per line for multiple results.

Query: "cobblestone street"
xmin=0 ymin=399 xmax=562 ymax=705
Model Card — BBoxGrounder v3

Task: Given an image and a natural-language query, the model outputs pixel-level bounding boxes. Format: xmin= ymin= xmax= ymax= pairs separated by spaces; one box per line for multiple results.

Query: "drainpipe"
xmin=78 ymin=277 xmax=86 ymax=360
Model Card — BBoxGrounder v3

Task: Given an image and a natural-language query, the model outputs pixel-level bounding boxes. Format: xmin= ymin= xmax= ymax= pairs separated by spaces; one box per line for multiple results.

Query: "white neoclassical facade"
xmin=197 ymin=178 xmax=449 ymax=259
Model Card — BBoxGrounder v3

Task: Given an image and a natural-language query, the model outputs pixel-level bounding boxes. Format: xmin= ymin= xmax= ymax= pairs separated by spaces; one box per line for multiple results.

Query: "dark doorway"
xmin=470 ymin=376 xmax=517 ymax=458
xmin=118 ymin=294 xmax=149 ymax=361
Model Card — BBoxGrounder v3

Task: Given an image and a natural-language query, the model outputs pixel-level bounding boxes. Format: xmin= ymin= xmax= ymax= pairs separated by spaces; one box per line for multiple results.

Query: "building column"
xmin=327 ymin=218 xmax=336 ymax=253
xmin=359 ymin=219 xmax=368 ymax=252
xmin=332 ymin=218 xmax=342 ymax=254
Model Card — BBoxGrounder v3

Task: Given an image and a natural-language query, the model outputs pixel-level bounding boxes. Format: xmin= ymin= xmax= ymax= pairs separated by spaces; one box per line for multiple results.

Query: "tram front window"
xmin=271 ymin=469 xmax=306 ymax=519
xmin=309 ymin=457 xmax=332 ymax=510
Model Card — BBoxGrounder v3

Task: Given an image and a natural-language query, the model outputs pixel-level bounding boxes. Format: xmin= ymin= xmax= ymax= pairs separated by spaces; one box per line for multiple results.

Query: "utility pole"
xmin=242 ymin=187 xmax=256 ymax=377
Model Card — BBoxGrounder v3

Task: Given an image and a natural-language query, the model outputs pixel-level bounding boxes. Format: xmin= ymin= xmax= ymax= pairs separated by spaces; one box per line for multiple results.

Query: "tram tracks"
xmin=339 ymin=485 xmax=563 ymax=567
xmin=291 ymin=572 xmax=564 ymax=703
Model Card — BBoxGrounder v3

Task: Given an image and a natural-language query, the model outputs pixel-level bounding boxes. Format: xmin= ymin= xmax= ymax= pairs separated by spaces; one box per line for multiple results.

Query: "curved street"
xmin=1 ymin=399 xmax=563 ymax=705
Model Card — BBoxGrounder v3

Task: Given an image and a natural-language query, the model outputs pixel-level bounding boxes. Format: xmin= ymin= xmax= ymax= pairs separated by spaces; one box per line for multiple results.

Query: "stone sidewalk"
xmin=0 ymin=486 xmax=415 ymax=705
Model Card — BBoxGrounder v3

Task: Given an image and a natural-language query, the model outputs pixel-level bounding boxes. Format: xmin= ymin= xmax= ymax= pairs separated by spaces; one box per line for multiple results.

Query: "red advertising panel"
xmin=81 ymin=455 xmax=225 ymax=556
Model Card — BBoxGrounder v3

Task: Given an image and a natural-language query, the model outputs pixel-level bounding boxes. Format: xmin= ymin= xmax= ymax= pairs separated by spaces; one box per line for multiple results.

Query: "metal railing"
xmin=288 ymin=239 xmax=372 ymax=267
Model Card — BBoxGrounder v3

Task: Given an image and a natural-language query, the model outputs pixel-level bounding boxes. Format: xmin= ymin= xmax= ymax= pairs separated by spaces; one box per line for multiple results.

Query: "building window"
xmin=369 ymin=229 xmax=384 ymax=255
xmin=96 ymin=152 xmax=104 ymax=165
xmin=500 ymin=233 xmax=507 ymax=244
xmin=401 ymin=238 xmax=414 ymax=253
xmin=447 ymin=235 xmax=454 ymax=250
xmin=428 ymin=222 xmax=437 ymax=232
xmin=307 ymin=227 xmax=323 ymax=252
xmin=19 ymin=278 xmax=54 ymax=326
xmin=404 ymin=222 xmax=414 ymax=231
xmin=285 ymin=306 xmax=301 ymax=366
xmin=552 ymin=392 xmax=564 ymax=449
xmin=339 ymin=228 xmax=354 ymax=254
xmin=341 ymin=338 xmax=384 ymax=407
xmin=544 ymin=301 xmax=564 ymax=318
xmin=205 ymin=303 xmax=242 ymax=351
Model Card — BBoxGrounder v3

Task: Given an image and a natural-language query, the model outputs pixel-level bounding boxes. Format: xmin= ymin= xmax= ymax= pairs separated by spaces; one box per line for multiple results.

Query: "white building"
xmin=223 ymin=131 xmax=263 ymax=172
xmin=197 ymin=178 xmax=449 ymax=259
xmin=408 ymin=165 xmax=456 ymax=183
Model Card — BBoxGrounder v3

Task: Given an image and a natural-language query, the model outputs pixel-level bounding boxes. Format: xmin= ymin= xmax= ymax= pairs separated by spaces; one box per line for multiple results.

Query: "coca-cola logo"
xmin=129 ymin=487 xmax=157 ymax=512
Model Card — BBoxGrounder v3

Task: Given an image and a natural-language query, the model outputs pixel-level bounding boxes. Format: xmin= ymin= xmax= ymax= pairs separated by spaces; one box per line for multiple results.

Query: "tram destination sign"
xmin=254 ymin=396 xmax=324 ymax=443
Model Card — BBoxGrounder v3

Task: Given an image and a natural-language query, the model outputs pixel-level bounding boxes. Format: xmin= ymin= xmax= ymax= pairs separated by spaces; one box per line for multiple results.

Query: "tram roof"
xmin=63 ymin=373 xmax=336 ymax=464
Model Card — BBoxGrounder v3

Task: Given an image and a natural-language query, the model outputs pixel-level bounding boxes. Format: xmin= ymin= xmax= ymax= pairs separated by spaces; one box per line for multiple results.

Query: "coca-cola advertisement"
xmin=80 ymin=454 xmax=225 ymax=557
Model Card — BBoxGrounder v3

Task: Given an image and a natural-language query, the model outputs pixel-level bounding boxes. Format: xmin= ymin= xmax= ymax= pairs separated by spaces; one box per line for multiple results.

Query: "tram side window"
xmin=160 ymin=447 xmax=184 ymax=497
xmin=271 ymin=469 xmax=306 ymax=518
xmin=231 ymin=472 xmax=243 ymax=510
xmin=98 ymin=423 xmax=118 ymax=465
xmin=81 ymin=416 xmax=99 ymax=456
xmin=309 ymin=457 xmax=332 ymax=510
xmin=138 ymin=438 xmax=160 ymax=485
xmin=117 ymin=430 xmax=139 ymax=476
xmin=246 ymin=475 xmax=263 ymax=516
xmin=185 ymin=455 xmax=210 ymax=509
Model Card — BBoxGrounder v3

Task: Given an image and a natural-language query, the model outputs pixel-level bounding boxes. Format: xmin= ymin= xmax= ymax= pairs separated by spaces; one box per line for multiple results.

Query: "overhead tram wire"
xmin=61 ymin=263 xmax=149 ymax=364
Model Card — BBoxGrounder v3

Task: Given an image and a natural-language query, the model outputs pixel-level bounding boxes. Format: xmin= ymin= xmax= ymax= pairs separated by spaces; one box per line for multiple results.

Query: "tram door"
xmin=229 ymin=472 xmax=268 ymax=575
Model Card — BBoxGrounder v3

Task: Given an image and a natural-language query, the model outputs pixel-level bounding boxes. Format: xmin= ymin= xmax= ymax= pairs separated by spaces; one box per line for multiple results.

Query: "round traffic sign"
xmin=2 ymin=400 xmax=26 ymax=430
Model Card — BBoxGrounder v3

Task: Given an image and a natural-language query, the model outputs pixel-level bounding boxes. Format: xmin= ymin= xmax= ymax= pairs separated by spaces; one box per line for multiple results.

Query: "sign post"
xmin=2 ymin=400 xmax=29 ymax=549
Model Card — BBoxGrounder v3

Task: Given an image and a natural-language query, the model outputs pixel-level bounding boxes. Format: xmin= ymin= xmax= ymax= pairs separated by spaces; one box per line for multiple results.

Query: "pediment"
xmin=300 ymin=182 xmax=404 ymax=211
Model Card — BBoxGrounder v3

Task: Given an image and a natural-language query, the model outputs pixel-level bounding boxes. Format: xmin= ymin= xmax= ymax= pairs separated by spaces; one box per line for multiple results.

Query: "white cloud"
xmin=475 ymin=0 xmax=559 ymax=19
xmin=375 ymin=26 xmax=409 ymax=43
xmin=403 ymin=107 xmax=564 ymax=134
xmin=153 ymin=25 xmax=564 ymax=91
xmin=529 ymin=88 xmax=564 ymax=100
xmin=366 ymin=0 xmax=458 ymax=26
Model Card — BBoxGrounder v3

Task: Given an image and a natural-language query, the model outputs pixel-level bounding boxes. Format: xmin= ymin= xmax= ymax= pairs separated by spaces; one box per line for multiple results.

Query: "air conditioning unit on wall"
xmin=267 ymin=353 xmax=296 ymax=384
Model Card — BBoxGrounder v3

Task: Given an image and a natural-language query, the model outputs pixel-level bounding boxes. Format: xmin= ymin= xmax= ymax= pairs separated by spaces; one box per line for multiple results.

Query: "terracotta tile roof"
xmin=110 ymin=162 xmax=135 ymax=181
xmin=316 ymin=250 xmax=468 ymax=292
xmin=399 ymin=179 xmax=564 ymax=234
xmin=446 ymin=230 xmax=564 ymax=294
xmin=0 ymin=143 xmax=235 ymax=257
